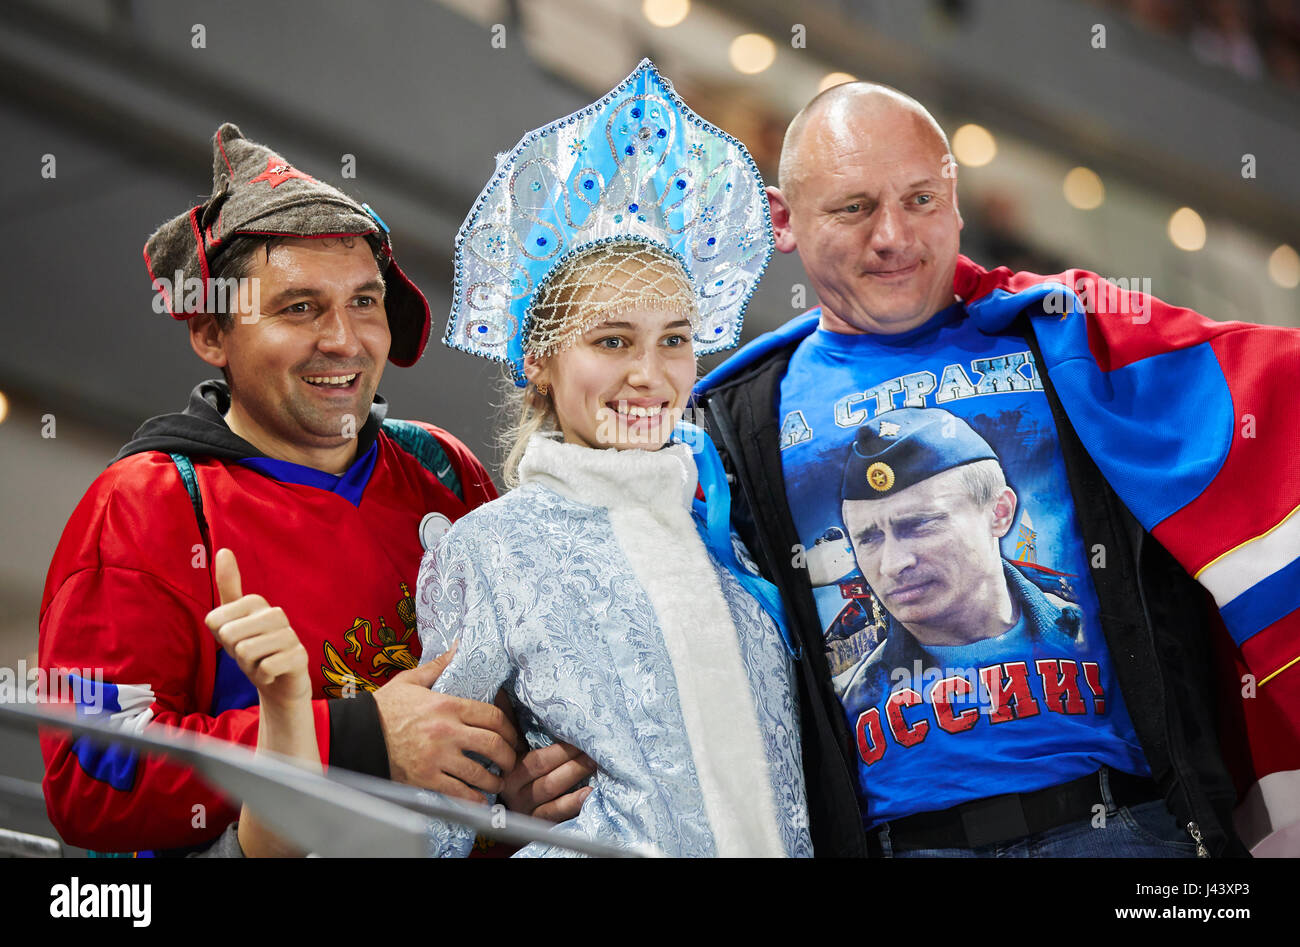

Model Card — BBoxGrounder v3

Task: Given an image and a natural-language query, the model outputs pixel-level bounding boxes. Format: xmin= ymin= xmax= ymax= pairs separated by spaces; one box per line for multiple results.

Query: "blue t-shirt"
xmin=779 ymin=304 xmax=1149 ymax=829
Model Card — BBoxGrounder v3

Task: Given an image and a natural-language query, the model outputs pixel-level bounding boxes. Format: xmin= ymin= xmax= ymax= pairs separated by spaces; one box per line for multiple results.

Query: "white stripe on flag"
xmin=1197 ymin=505 xmax=1300 ymax=607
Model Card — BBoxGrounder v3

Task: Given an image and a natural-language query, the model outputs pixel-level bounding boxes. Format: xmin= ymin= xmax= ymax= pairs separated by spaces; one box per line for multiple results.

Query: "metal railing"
xmin=0 ymin=702 xmax=653 ymax=858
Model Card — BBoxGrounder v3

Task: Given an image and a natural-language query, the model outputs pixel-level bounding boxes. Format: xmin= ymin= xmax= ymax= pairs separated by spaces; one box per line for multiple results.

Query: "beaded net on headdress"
xmin=444 ymin=59 xmax=773 ymax=386
xmin=527 ymin=242 xmax=698 ymax=358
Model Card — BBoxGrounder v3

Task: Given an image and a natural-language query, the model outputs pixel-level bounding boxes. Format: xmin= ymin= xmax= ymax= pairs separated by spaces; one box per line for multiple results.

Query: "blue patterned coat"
xmin=415 ymin=435 xmax=811 ymax=857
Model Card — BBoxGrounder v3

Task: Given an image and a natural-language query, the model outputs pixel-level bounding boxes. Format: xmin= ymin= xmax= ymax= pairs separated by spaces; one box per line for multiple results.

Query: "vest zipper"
xmin=1133 ymin=530 xmax=1214 ymax=857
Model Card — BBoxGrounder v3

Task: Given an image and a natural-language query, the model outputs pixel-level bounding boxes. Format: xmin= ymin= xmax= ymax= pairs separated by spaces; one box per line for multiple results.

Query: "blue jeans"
xmin=875 ymin=768 xmax=1199 ymax=858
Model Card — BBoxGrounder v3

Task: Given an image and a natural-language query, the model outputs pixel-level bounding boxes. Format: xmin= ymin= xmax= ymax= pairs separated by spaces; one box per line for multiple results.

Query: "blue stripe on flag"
xmin=1219 ymin=556 xmax=1300 ymax=646
xmin=72 ymin=737 xmax=140 ymax=792
xmin=67 ymin=673 xmax=140 ymax=791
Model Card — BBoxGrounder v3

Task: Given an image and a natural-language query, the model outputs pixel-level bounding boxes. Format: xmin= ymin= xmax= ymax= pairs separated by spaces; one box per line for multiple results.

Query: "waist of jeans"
xmin=867 ymin=768 xmax=1162 ymax=854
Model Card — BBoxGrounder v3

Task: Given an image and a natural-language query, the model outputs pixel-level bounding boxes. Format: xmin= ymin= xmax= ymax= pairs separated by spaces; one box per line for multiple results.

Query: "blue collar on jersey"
xmin=696 ymin=301 xmax=978 ymax=396
xmin=237 ymin=440 xmax=379 ymax=507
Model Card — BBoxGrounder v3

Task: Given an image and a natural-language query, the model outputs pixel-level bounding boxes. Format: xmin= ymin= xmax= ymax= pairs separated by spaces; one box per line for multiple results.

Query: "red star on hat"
xmin=248 ymin=155 xmax=315 ymax=188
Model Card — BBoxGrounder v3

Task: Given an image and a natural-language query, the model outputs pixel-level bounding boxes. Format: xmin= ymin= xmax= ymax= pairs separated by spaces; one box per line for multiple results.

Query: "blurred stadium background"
xmin=1 ymin=0 xmax=1296 ymax=854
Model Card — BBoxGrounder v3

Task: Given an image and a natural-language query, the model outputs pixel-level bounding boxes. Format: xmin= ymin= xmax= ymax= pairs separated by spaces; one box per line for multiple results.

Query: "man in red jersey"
xmin=38 ymin=124 xmax=594 ymax=856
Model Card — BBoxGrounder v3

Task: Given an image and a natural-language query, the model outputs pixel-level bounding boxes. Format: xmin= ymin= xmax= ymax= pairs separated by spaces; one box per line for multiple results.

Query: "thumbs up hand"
xmin=204 ymin=548 xmax=311 ymax=708
xmin=206 ymin=548 xmax=320 ymax=857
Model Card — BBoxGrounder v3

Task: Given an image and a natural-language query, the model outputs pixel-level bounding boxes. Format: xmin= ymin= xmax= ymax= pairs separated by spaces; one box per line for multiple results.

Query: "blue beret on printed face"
xmin=841 ymin=407 xmax=998 ymax=501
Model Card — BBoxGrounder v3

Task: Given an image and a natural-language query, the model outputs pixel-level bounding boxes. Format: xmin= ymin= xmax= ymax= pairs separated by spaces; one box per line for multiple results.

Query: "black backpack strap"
xmin=380 ymin=419 xmax=463 ymax=501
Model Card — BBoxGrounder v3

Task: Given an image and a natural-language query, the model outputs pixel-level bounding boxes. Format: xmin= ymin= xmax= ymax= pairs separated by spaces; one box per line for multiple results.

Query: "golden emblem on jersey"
xmin=865 ymin=461 xmax=895 ymax=492
xmin=320 ymin=582 xmax=420 ymax=697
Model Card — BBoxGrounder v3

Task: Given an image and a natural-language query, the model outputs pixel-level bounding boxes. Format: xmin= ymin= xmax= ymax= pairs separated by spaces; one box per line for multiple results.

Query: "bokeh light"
xmin=818 ymin=71 xmax=856 ymax=93
xmin=1063 ymin=167 xmax=1105 ymax=210
xmin=952 ymin=123 xmax=997 ymax=167
xmin=729 ymin=33 xmax=776 ymax=75
xmin=1268 ymin=244 xmax=1300 ymax=288
xmin=1168 ymin=207 xmax=1206 ymax=251
xmin=642 ymin=0 xmax=689 ymax=29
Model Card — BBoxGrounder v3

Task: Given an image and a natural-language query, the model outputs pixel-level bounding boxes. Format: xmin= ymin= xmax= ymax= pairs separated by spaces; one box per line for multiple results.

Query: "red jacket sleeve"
xmin=38 ymin=455 xmax=331 ymax=853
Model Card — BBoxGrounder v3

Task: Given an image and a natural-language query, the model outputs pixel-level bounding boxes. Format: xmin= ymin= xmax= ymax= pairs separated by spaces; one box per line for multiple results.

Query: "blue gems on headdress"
xmin=445 ymin=59 xmax=774 ymax=384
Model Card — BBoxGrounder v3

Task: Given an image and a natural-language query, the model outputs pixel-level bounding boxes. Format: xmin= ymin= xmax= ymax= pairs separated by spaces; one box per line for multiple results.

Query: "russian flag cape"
xmin=955 ymin=257 xmax=1299 ymax=680
xmin=963 ymin=257 xmax=1299 ymax=848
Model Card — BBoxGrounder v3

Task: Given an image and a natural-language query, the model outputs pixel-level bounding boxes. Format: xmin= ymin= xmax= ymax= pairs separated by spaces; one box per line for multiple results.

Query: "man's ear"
xmin=189 ymin=314 xmax=229 ymax=370
xmin=767 ymin=186 xmax=798 ymax=254
xmin=990 ymin=486 xmax=1017 ymax=539
xmin=954 ymin=188 xmax=964 ymax=232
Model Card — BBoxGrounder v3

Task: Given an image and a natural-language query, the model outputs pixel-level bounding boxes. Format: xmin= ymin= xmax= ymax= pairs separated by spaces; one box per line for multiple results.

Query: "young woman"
xmin=416 ymin=61 xmax=810 ymax=857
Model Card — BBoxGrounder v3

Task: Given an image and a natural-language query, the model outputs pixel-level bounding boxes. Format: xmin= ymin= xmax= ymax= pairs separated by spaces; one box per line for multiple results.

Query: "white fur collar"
xmin=516 ymin=431 xmax=784 ymax=856
xmin=518 ymin=433 xmax=697 ymax=513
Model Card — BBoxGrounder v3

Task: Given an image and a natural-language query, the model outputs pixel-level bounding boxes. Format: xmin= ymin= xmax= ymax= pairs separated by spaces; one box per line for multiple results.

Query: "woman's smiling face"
xmin=528 ymin=305 xmax=697 ymax=451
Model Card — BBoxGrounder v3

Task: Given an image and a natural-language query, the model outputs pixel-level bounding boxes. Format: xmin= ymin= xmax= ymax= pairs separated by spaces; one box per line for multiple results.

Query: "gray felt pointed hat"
xmin=143 ymin=123 xmax=430 ymax=366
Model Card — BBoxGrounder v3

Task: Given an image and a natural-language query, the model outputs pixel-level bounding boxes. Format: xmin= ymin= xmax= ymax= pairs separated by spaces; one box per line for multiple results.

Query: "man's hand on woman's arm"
xmin=502 ymin=741 xmax=597 ymax=821
xmin=373 ymin=644 xmax=595 ymax=823
xmin=372 ymin=652 xmax=520 ymax=802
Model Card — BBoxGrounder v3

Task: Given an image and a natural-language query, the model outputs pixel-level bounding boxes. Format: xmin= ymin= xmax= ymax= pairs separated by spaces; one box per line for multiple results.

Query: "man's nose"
xmin=317 ymin=304 xmax=362 ymax=356
xmin=878 ymin=532 xmax=916 ymax=577
xmin=870 ymin=201 xmax=913 ymax=255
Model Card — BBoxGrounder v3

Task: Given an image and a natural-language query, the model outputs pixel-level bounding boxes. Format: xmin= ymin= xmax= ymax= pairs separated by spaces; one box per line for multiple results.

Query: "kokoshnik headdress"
xmin=445 ymin=59 xmax=774 ymax=386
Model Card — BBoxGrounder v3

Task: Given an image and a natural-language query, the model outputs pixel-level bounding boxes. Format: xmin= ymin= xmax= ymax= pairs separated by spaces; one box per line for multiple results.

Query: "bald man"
xmin=770 ymin=86 xmax=960 ymax=337
xmin=694 ymin=83 xmax=1265 ymax=858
